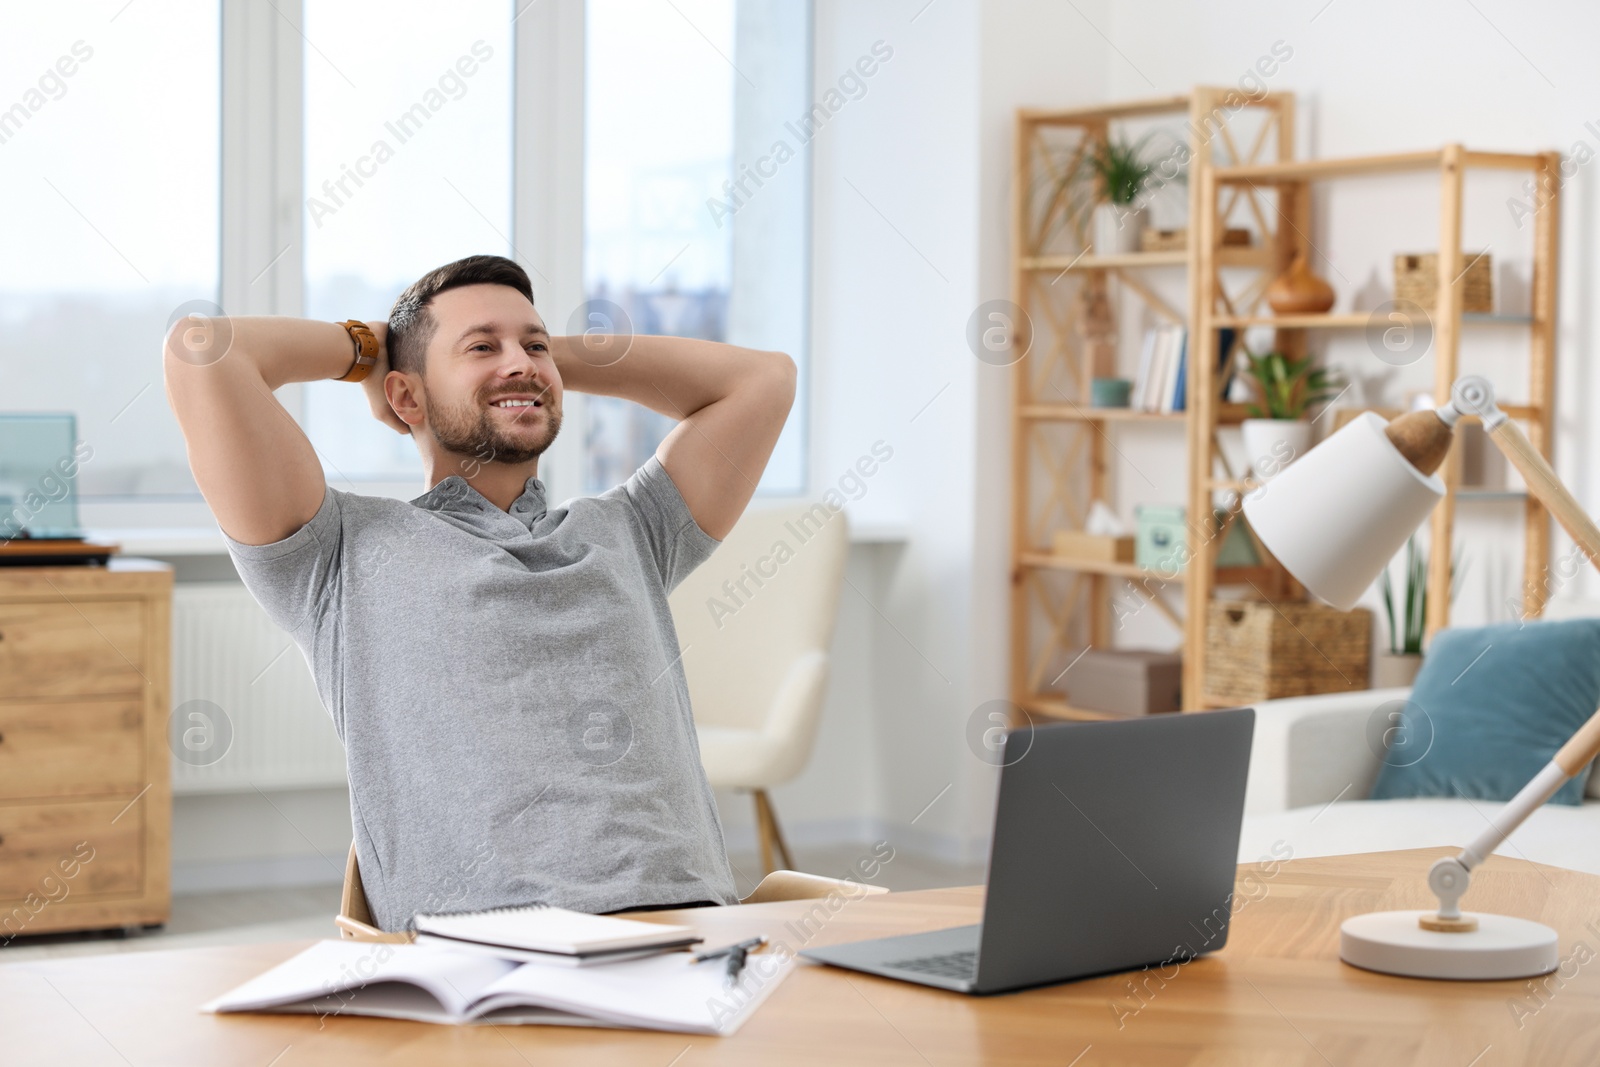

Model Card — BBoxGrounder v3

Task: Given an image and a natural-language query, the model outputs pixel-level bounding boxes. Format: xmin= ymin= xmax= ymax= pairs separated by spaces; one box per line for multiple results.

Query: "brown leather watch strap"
xmin=335 ymin=320 xmax=379 ymax=383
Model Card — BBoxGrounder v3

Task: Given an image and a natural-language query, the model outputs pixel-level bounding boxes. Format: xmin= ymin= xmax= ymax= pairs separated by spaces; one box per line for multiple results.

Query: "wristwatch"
xmin=335 ymin=320 xmax=379 ymax=383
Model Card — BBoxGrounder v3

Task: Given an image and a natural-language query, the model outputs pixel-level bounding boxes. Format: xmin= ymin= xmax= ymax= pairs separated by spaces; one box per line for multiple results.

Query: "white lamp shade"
xmin=1241 ymin=411 xmax=1445 ymax=610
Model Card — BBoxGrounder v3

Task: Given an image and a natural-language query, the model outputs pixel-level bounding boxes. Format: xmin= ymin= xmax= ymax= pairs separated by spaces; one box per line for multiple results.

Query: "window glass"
xmin=302 ymin=0 xmax=514 ymax=481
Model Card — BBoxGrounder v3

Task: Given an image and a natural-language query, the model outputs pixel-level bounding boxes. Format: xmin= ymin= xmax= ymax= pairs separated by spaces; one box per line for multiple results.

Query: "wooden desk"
xmin=4 ymin=848 xmax=1599 ymax=1065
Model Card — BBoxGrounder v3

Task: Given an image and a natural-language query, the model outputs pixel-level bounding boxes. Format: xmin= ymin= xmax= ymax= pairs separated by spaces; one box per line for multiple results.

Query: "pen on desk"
xmin=691 ymin=935 xmax=766 ymax=964
xmin=724 ymin=947 xmax=747 ymax=989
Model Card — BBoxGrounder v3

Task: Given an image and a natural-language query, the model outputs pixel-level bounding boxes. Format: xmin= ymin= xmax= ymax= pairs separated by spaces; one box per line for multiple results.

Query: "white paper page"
xmin=468 ymin=949 xmax=795 ymax=1035
xmin=415 ymin=906 xmax=697 ymax=954
xmin=201 ymin=940 xmax=517 ymax=1020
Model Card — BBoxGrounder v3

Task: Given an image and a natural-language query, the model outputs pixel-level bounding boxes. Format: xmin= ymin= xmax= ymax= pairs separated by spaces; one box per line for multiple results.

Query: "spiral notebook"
xmin=202 ymin=938 xmax=793 ymax=1034
xmin=411 ymin=903 xmax=702 ymax=961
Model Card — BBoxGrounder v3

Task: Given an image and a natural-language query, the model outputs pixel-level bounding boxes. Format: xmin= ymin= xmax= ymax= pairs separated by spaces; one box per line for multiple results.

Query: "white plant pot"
xmin=1241 ymin=418 xmax=1313 ymax=481
xmin=1093 ymin=203 xmax=1146 ymax=256
xmin=1372 ymin=651 xmax=1425 ymax=689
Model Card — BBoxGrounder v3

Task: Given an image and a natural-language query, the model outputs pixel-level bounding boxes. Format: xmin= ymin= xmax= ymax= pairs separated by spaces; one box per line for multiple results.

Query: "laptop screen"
xmin=0 ymin=412 xmax=82 ymax=538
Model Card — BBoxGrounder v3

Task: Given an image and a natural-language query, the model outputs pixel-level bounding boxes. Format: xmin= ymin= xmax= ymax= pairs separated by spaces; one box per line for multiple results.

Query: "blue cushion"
xmin=1368 ymin=618 xmax=1600 ymax=806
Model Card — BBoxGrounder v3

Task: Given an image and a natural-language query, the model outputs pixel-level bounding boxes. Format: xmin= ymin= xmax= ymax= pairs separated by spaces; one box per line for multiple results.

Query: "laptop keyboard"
xmin=885 ymin=950 xmax=977 ymax=981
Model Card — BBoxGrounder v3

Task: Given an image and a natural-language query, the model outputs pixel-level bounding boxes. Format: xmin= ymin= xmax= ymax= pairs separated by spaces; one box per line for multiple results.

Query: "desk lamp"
xmin=1242 ymin=376 xmax=1600 ymax=980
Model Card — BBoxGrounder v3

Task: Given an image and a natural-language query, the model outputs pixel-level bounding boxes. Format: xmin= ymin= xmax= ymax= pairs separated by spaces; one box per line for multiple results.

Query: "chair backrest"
xmin=668 ymin=502 xmax=849 ymax=731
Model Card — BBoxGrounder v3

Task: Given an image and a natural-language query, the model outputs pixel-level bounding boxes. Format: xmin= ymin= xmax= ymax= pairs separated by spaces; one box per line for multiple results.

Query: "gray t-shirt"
xmin=223 ymin=455 xmax=739 ymax=931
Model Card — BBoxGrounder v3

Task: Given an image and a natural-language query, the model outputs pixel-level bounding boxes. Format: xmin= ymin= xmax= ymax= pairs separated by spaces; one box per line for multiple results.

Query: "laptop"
xmin=800 ymin=707 xmax=1255 ymax=994
xmin=0 ymin=412 xmax=86 ymax=539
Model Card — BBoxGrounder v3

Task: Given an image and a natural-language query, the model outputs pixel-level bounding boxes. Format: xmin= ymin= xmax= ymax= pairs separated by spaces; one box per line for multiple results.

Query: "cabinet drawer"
xmin=0 ymin=798 xmax=143 ymax=903
xmin=0 ymin=700 xmax=145 ymax=800
xmin=0 ymin=600 xmax=146 ymax=698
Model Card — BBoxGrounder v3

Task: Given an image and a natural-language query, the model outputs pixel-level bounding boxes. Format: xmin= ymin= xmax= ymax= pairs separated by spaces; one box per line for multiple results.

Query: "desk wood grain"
xmin=3 ymin=848 xmax=1598 ymax=1066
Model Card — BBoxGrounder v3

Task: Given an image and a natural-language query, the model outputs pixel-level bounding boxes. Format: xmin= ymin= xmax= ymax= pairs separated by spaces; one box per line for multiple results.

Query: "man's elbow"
xmin=761 ymin=350 xmax=798 ymax=410
xmin=163 ymin=314 xmax=240 ymax=384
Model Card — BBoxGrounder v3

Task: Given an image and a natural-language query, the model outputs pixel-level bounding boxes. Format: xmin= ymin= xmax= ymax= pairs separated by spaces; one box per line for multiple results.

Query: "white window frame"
xmin=219 ymin=0 xmax=808 ymax=507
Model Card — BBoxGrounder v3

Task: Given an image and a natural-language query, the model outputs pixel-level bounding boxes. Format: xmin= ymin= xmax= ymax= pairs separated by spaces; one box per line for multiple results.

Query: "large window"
xmin=2 ymin=1 xmax=809 ymax=528
xmin=0 ymin=3 xmax=218 ymax=522
xmin=583 ymin=0 xmax=809 ymax=494
xmin=301 ymin=0 xmax=514 ymax=482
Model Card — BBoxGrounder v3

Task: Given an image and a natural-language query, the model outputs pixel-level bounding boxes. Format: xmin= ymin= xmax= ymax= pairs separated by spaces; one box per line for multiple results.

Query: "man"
xmin=163 ymin=254 xmax=796 ymax=931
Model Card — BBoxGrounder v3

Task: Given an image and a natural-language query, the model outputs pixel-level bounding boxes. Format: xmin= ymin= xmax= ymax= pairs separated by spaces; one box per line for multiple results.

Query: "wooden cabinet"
xmin=0 ymin=560 xmax=172 ymax=937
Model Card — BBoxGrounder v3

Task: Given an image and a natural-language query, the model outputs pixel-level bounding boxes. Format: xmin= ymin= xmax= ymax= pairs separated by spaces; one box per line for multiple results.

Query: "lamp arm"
xmin=1428 ymin=710 xmax=1600 ymax=921
xmin=1484 ymin=415 xmax=1600 ymax=572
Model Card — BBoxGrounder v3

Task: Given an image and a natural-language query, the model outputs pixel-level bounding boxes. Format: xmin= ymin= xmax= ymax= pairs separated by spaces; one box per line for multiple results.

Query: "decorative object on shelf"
xmin=1075 ymin=275 xmax=1117 ymax=380
xmin=1140 ymin=227 xmax=1187 ymax=253
xmin=1063 ymin=648 xmax=1183 ymax=716
xmin=1137 ymin=226 xmax=1253 ymax=253
xmin=1076 ymin=135 xmax=1160 ymax=256
xmin=1394 ymin=251 xmax=1492 ymax=314
xmin=1052 ymin=530 xmax=1134 ymax=563
xmin=1266 ymin=251 xmax=1337 ymax=314
xmin=1135 ymin=504 xmax=1259 ymax=571
xmin=1204 ymin=598 xmax=1372 ymax=705
xmin=1241 ymin=374 xmax=1600 ymax=981
xmin=1238 ymin=348 xmax=1344 ymax=477
xmin=1090 ymin=377 xmax=1132 ymax=408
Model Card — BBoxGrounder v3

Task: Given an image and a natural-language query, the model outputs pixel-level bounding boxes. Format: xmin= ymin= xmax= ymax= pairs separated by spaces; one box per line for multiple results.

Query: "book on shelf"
xmin=1131 ymin=325 xmax=1237 ymax=413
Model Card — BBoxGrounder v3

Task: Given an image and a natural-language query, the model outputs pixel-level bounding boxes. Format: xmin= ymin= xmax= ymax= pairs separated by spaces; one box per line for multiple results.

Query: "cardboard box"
xmin=1052 ymin=530 xmax=1135 ymax=563
xmin=1064 ymin=648 xmax=1183 ymax=716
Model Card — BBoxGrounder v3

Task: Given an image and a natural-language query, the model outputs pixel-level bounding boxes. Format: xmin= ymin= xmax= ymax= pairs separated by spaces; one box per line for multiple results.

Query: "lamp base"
xmin=1340 ymin=911 xmax=1559 ymax=980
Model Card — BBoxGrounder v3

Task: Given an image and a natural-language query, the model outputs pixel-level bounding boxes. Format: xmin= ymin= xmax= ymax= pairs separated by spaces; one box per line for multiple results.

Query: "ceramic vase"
xmin=1266 ymin=252 xmax=1336 ymax=314
xmin=1093 ymin=203 xmax=1146 ymax=256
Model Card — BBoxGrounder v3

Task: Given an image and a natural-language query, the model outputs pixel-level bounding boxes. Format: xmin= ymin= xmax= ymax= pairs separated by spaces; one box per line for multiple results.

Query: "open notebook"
xmin=202 ymin=940 xmax=793 ymax=1035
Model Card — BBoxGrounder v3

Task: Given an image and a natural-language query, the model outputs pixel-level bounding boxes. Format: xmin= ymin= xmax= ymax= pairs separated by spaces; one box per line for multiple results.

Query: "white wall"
xmin=741 ymin=0 xmax=1114 ymax=863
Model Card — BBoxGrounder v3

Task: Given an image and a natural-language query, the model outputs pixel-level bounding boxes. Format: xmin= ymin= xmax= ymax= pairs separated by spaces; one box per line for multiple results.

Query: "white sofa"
xmin=1238 ymin=686 xmax=1600 ymax=876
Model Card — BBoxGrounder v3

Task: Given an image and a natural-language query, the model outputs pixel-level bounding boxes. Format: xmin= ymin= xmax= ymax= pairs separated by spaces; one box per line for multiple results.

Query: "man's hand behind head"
xmin=361 ymin=321 xmax=410 ymax=435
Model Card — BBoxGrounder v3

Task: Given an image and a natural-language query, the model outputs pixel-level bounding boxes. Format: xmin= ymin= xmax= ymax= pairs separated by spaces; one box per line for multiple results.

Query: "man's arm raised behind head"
xmin=550 ymin=334 xmax=796 ymax=542
xmin=162 ymin=316 xmax=400 ymax=547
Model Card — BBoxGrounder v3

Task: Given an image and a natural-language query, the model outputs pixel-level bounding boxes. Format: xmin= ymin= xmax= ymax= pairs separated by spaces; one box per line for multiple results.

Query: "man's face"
xmin=415 ymin=283 xmax=563 ymax=466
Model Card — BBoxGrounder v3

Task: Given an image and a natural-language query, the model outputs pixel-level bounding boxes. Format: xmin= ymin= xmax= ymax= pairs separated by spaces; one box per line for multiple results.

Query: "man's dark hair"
xmin=387 ymin=254 xmax=535 ymax=376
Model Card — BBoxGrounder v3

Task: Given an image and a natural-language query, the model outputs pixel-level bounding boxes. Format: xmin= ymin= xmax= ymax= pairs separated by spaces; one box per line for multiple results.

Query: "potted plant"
xmin=1238 ymin=348 xmax=1343 ymax=478
xmin=1078 ymin=135 xmax=1154 ymax=255
xmin=1374 ymin=537 xmax=1463 ymax=688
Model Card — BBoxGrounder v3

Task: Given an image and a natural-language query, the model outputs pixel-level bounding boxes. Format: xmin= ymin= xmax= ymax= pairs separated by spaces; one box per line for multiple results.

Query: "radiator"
xmin=169 ymin=582 xmax=348 ymax=794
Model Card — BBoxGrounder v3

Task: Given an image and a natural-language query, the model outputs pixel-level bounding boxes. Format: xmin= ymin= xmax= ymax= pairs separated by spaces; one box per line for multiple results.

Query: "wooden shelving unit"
xmin=1188 ymin=144 xmax=1561 ymax=704
xmin=1008 ymin=88 xmax=1295 ymax=721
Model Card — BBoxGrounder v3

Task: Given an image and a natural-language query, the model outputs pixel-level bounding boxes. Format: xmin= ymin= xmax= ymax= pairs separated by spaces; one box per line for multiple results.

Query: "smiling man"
xmin=163 ymin=254 xmax=796 ymax=931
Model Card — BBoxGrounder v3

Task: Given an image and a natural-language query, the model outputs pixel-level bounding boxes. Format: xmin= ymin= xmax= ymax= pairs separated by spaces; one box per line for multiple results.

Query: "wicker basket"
xmin=1393 ymin=252 xmax=1492 ymax=313
xmin=1203 ymin=599 xmax=1372 ymax=705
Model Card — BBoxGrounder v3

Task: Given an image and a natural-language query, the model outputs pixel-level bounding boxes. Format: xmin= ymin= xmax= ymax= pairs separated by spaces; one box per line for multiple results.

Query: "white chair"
xmin=336 ymin=844 xmax=884 ymax=942
xmin=668 ymin=502 xmax=849 ymax=875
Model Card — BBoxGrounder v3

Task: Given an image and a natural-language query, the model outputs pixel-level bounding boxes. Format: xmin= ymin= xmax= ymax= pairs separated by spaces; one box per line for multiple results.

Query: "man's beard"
xmin=424 ymin=389 xmax=562 ymax=466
